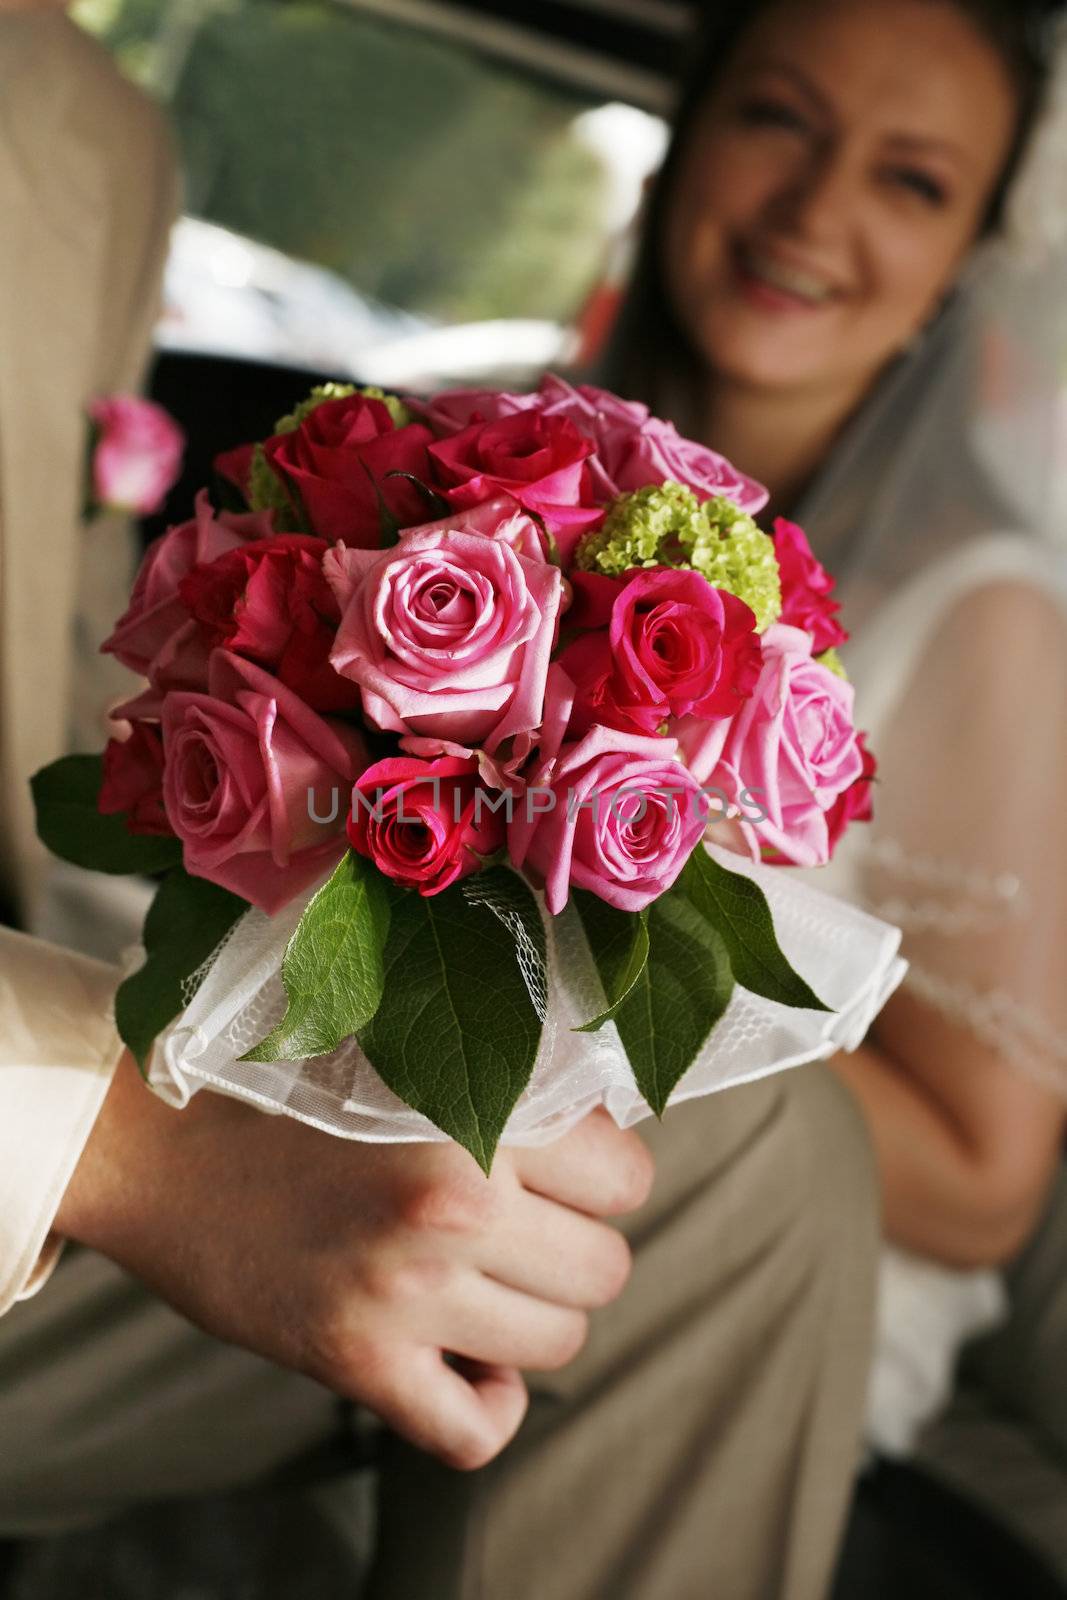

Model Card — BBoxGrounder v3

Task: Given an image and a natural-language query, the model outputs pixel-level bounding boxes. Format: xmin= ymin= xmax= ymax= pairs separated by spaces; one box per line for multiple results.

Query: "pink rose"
xmin=88 ymin=395 xmax=185 ymax=516
xmin=428 ymin=411 xmax=601 ymax=560
xmin=590 ymin=407 xmax=767 ymax=513
xmin=560 ymin=567 xmax=760 ymax=736
xmin=677 ymin=624 xmax=865 ymax=868
xmin=102 ymin=489 xmax=274 ymax=686
xmin=99 ymin=722 xmax=170 ymax=837
xmin=327 ymin=516 xmax=562 ymax=755
xmin=532 ymin=377 xmax=768 ymax=511
xmin=177 ymin=533 xmax=358 ymax=714
xmin=347 ymin=754 xmax=506 ymax=896
xmin=162 ymin=651 xmax=366 ymax=914
xmin=772 ymin=518 xmax=848 ymax=653
xmin=262 ymin=393 xmax=435 ymax=545
xmin=409 ymin=386 xmax=526 ymax=433
xmin=509 ymin=671 xmax=707 ymax=913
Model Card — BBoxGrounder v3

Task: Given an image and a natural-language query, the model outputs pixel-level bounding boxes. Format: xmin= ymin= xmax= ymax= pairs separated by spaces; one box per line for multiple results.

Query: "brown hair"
xmin=599 ymin=0 xmax=1058 ymax=425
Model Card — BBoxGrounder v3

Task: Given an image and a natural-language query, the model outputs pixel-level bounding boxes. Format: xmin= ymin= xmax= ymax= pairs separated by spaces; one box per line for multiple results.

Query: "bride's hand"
xmin=55 ymin=1050 xmax=653 ymax=1470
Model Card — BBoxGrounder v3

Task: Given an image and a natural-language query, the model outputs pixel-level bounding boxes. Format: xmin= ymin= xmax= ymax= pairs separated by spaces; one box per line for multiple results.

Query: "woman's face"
xmin=664 ymin=0 xmax=1019 ymax=399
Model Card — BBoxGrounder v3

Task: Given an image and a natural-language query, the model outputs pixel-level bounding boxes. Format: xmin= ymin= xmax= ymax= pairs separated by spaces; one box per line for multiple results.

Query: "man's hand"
xmin=56 ymin=1051 xmax=654 ymax=1469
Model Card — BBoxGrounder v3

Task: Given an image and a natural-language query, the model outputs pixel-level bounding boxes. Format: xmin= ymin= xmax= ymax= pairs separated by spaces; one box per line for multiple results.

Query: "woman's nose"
xmin=765 ymin=147 xmax=858 ymax=245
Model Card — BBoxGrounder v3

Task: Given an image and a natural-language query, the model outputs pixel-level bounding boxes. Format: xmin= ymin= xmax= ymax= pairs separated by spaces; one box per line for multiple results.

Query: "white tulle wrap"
xmin=145 ymin=844 xmax=905 ymax=1145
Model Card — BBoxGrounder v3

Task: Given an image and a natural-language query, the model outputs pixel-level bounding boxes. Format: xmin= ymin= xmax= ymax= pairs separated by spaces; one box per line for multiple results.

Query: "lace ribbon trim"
xmin=902 ymin=961 xmax=1067 ymax=1093
xmin=856 ymin=835 xmax=1029 ymax=936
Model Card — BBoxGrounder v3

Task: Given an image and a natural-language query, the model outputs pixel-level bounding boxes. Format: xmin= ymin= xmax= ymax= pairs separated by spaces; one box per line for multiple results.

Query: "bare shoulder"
xmin=911 ymin=555 xmax=1067 ymax=719
xmin=949 ymin=568 xmax=1067 ymax=639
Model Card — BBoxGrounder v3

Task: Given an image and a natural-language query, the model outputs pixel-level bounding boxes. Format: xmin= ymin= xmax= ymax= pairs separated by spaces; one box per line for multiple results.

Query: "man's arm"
xmin=0 ymin=928 xmax=125 ymax=1311
xmin=55 ymin=1050 xmax=651 ymax=1470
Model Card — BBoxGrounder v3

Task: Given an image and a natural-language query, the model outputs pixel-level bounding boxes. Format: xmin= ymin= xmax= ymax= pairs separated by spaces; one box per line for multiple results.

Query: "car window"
xmin=73 ymin=0 xmax=668 ymax=387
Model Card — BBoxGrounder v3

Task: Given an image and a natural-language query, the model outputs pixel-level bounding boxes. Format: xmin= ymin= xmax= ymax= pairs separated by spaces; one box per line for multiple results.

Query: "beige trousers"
xmin=0 ymin=1065 xmax=876 ymax=1599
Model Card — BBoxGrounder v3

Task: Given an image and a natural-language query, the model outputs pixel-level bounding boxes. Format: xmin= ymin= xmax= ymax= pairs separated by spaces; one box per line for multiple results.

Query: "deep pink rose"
xmin=773 ymin=518 xmax=848 ymax=652
xmin=102 ymin=489 xmax=274 ymax=687
xmin=347 ymin=755 xmax=506 ymax=896
xmin=676 ymin=624 xmax=865 ymax=868
xmin=509 ymin=672 xmax=707 ymax=913
xmin=161 ymin=652 xmax=366 ymax=914
xmin=177 ymin=533 xmax=357 ymax=714
xmin=560 ymin=567 xmax=760 ymax=736
xmin=326 ymin=516 xmax=562 ymax=755
xmin=99 ymin=722 xmax=170 ymax=837
xmin=825 ymin=731 xmax=877 ymax=854
xmin=89 ymin=395 xmax=185 ymax=516
xmin=428 ymin=410 xmax=601 ymax=559
xmin=262 ymin=393 xmax=434 ymax=545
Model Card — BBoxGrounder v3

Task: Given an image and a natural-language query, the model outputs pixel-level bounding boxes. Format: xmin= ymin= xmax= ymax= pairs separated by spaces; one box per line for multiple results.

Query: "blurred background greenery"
xmin=73 ymin=0 xmax=612 ymax=326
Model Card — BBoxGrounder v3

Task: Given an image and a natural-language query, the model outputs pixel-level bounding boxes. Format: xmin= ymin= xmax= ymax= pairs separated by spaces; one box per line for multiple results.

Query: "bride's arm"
xmin=833 ymin=995 xmax=1064 ymax=1266
xmin=831 ymin=575 xmax=1067 ymax=1267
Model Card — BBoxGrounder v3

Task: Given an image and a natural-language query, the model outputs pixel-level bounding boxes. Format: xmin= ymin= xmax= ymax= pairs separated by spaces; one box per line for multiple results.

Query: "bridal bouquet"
xmin=34 ymin=377 xmax=900 ymax=1170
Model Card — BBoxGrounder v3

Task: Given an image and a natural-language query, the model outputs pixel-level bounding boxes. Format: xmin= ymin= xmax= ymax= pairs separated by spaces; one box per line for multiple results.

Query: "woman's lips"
xmin=731 ymin=243 xmax=843 ymax=313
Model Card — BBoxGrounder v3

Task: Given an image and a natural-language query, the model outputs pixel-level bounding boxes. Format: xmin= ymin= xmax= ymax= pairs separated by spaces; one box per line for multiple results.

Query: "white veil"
xmin=794 ymin=15 xmax=1067 ymax=1100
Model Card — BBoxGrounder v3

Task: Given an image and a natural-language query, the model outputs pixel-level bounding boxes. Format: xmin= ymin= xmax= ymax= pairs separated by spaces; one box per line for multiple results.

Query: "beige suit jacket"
xmin=0 ymin=16 xmax=178 ymax=1312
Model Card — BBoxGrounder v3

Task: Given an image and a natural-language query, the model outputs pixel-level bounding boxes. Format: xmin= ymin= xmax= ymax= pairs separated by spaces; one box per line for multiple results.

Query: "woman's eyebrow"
xmin=742 ymin=59 xmax=832 ymax=113
xmin=883 ymin=131 xmax=967 ymax=171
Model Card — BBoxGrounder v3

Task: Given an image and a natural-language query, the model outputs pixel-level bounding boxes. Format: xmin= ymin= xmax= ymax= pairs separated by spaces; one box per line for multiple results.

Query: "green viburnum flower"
xmin=358 ymin=386 xmax=415 ymax=430
xmin=274 ymin=382 xmax=413 ymax=434
xmin=575 ymin=481 xmax=782 ymax=633
xmin=272 ymin=382 xmax=356 ymax=436
xmin=815 ymin=647 xmax=848 ymax=680
xmin=248 ymin=442 xmax=294 ymax=520
xmin=249 ymin=384 xmax=415 ymax=517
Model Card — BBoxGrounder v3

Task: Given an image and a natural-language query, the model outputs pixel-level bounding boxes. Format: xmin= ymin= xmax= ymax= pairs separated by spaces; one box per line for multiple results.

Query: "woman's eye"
xmin=738 ymin=98 xmax=808 ymax=134
xmin=888 ymin=167 xmax=947 ymax=206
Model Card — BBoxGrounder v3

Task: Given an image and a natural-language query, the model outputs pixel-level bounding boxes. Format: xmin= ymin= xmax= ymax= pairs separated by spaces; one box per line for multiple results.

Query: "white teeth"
xmin=744 ymin=249 xmax=836 ymax=303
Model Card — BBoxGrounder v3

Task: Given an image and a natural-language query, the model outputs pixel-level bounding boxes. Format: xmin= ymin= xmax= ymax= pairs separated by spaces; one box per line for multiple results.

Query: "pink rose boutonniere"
xmin=88 ymin=394 xmax=185 ymax=516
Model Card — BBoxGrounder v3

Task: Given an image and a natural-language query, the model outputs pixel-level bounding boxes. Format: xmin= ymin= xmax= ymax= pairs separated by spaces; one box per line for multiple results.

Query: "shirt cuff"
xmin=0 ymin=927 xmax=124 ymax=1315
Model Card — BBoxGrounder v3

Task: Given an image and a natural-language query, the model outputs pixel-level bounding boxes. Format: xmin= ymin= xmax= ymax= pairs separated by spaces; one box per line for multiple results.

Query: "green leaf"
xmin=681 ymin=848 xmax=831 ymax=1012
xmin=241 ymin=851 xmax=390 ymax=1062
xmin=571 ymin=893 xmax=649 ymax=1032
xmin=612 ymin=890 xmax=735 ymax=1118
xmin=115 ymin=869 xmax=246 ymax=1070
xmin=358 ymin=880 xmax=543 ymax=1173
xmin=32 ymin=754 xmax=183 ymax=876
